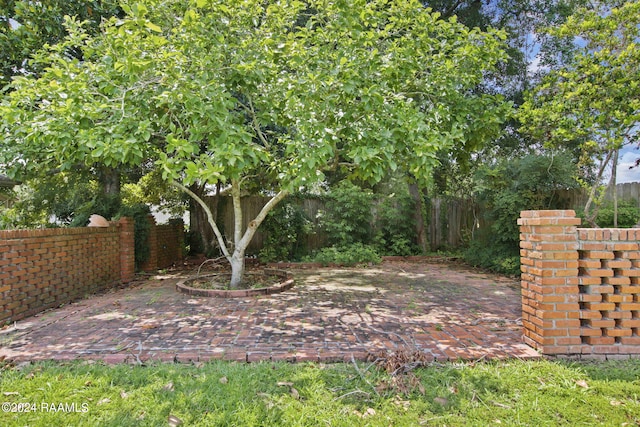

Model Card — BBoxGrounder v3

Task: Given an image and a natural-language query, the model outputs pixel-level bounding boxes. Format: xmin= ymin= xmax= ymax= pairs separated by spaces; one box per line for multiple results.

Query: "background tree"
xmin=519 ymin=0 xmax=640 ymax=225
xmin=0 ymin=0 xmax=122 ymax=88
xmin=1 ymin=0 xmax=511 ymax=287
xmin=0 ymin=0 xmax=127 ymax=225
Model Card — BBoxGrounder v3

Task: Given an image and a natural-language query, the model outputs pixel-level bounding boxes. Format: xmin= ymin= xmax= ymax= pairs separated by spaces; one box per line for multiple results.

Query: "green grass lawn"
xmin=1 ymin=358 xmax=639 ymax=426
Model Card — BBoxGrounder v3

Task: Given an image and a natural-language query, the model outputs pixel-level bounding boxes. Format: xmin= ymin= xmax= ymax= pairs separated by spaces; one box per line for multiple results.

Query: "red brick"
xmin=556 ymin=337 xmax=582 ymax=345
xmin=587 ymin=285 xmax=614 ymax=294
xmin=579 ymin=294 xmax=602 ymax=302
xmin=580 ymin=327 xmax=602 ymax=337
xmin=579 ymin=277 xmax=604 ymax=285
xmin=620 ymin=269 xmax=640 ymax=277
xmin=584 ymin=337 xmax=616 ymax=345
xmin=584 ymin=269 xmax=615 ymax=277
xmin=555 ymin=319 xmax=580 ymax=328
xmin=604 ymin=260 xmax=633 ymax=269
xmin=587 ymin=319 xmax=616 ymax=328
xmin=603 ymin=311 xmax=632 ymax=319
xmin=619 ymin=319 xmax=640 ymax=328
xmin=579 ymin=310 xmax=602 ymax=319
xmin=605 ymin=328 xmax=632 ymax=337
xmin=613 ymin=243 xmax=639 ymax=251
xmin=603 ymin=277 xmax=631 ymax=285
xmin=555 ymin=303 xmax=580 ymax=311
xmin=620 ymin=336 xmax=640 ymax=345
xmin=579 ymin=260 xmax=601 ymax=268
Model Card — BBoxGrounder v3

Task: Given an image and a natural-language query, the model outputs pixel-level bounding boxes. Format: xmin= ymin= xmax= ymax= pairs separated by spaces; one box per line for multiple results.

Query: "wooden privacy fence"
xmin=202 ymin=195 xmax=478 ymax=253
xmin=196 ymin=182 xmax=640 ymax=255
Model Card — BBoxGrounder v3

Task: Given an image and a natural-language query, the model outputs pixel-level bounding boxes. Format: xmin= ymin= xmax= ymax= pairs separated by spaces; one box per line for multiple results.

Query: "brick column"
xmin=118 ymin=217 xmax=136 ymax=283
xmin=518 ymin=210 xmax=582 ymax=355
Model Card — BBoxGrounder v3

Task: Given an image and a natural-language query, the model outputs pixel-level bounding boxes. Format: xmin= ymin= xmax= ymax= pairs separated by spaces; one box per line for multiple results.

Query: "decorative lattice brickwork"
xmin=519 ymin=210 xmax=640 ymax=358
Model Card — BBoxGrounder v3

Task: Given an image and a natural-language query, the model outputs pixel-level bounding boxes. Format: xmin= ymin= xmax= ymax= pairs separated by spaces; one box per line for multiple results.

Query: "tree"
xmin=0 ymin=0 xmax=122 ymax=88
xmin=518 ymin=0 xmax=640 ymax=225
xmin=0 ymin=0 xmax=511 ymax=287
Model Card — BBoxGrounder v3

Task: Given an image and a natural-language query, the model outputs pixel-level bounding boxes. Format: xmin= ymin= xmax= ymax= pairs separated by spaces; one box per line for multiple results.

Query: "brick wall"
xmin=519 ymin=210 xmax=640 ymax=359
xmin=0 ymin=218 xmax=135 ymax=324
xmin=140 ymin=216 xmax=184 ymax=272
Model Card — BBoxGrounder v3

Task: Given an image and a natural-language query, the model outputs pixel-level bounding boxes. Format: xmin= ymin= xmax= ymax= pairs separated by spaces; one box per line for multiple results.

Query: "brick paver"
xmin=0 ymin=260 xmax=539 ymax=363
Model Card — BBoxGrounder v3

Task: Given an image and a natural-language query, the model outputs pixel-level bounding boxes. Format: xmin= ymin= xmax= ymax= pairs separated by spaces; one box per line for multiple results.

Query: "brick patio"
xmin=0 ymin=260 xmax=539 ymax=364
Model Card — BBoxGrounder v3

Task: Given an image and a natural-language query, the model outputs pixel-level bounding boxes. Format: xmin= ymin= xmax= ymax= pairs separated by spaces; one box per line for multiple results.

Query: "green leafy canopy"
xmin=1 ymin=0 xmax=511 ymax=191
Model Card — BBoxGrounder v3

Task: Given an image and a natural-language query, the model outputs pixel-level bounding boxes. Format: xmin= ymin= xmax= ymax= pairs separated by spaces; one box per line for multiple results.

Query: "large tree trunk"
xmin=173 ymin=180 xmax=288 ymax=289
xmin=229 ymin=251 xmax=245 ymax=289
xmin=227 ymin=180 xmax=288 ymax=288
xmin=99 ymin=167 xmax=121 ymax=196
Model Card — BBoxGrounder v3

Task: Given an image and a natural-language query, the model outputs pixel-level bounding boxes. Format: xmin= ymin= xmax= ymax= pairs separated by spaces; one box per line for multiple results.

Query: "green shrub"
xmin=466 ymin=152 xmax=578 ymax=275
xmin=586 ymin=200 xmax=640 ymax=228
xmin=308 ymin=243 xmax=381 ymax=266
xmin=258 ymin=200 xmax=312 ymax=263
xmin=374 ymin=189 xmax=420 ymax=256
xmin=319 ymin=181 xmax=374 ymax=247
xmin=464 ymin=238 xmax=521 ymax=276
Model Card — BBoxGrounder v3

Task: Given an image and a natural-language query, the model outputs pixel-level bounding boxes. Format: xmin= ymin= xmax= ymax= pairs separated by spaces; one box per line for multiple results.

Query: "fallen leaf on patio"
xmin=141 ymin=324 xmax=158 ymax=330
xmin=120 ymin=391 xmax=129 ymax=399
xmin=84 ymin=381 xmax=93 ymax=387
xmin=219 ymin=376 xmax=228 ymax=384
xmin=168 ymin=414 xmax=183 ymax=426
xmin=3 ymin=391 xmax=19 ymax=396
xmin=162 ymin=382 xmax=174 ymax=391
xmin=575 ymin=380 xmax=589 ymax=389
xmin=610 ymin=400 xmax=624 ymax=406
xmin=97 ymin=398 xmax=111 ymax=405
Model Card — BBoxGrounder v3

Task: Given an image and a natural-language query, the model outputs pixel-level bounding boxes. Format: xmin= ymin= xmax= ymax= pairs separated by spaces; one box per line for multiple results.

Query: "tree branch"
xmin=442 ymin=0 xmax=465 ymax=18
xmin=236 ymin=189 xmax=289 ymax=251
xmin=171 ymin=180 xmax=231 ymax=260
